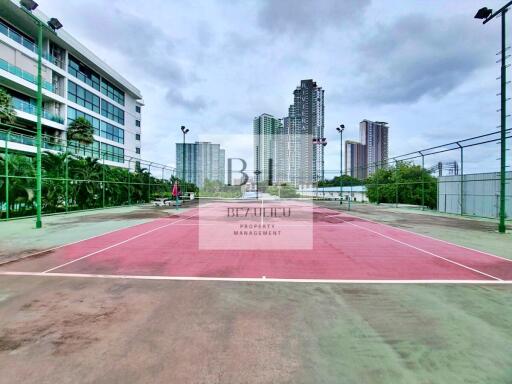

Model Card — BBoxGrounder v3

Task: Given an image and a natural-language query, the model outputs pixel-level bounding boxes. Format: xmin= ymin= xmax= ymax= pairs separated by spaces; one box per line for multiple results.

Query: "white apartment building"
xmin=0 ymin=0 xmax=143 ymax=168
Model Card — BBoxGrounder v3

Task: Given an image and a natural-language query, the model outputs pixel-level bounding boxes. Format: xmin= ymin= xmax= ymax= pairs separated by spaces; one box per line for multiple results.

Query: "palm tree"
xmin=41 ymin=152 xmax=69 ymax=212
xmin=67 ymin=116 xmax=94 ymax=155
xmin=69 ymin=157 xmax=102 ymax=209
xmin=0 ymin=87 xmax=16 ymax=124
xmin=3 ymin=154 xmax=36 ymax=217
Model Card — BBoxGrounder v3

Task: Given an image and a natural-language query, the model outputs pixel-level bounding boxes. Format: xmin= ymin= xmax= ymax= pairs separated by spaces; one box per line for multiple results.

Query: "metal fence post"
xmin=456 ymin=142 xmax=464 ymax=216
xmin=4 ymin=128 xmax=10 ymax=219
xmin=348 ymin=183 xmax=352 ymax=210
xmin=128 ymin=158 xmax=132 ymax=205
xmin=148 ymin=162 xmax=152 ymax=202
xmin=419 ymin=151 xmax=425 ymax=210
xmin=395 ymin=159 xmax=399 ymax=208
xmin=65 ymin=153 xmax=68 ymax=212
xmin=102 ymin=152 xmax=105 ymax=208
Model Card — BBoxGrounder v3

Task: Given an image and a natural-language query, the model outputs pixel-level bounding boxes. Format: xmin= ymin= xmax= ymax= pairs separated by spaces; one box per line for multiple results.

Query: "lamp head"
xmin=47 ymin=17 xmax=63 ymax=30
xmin=474 ymin=7 xmax=492 ymax=20
xmin=20 ymin=0 xmax=38 ymax=11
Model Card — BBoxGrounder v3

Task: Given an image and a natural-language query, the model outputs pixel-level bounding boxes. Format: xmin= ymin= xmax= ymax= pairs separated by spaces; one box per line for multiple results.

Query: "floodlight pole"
xmin=498 ymin=9 xmax=507 ymax=232
xmin=181 ymin=126 xmax=188 ymax=201
xmin=478 ymin=3 xmax=510 ymax=233
xmin=21 ymin=5 xmax=62 ymax=228
xmin=336 ymin=125 xmax=344 ymax=205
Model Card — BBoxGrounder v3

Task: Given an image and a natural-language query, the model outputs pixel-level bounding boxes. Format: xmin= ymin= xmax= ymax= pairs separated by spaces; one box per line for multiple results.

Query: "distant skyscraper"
xmin=289 ymin=79 xmax=324 ymax=184
xmin=343 ymin=121 xmax=389 ymax=180
xmin=176 ymin=142 xmax=225 ymax=188
xmin=253 ymin=113 xmax=282 ymax=184
xmin=252 ymin=80 xmax=324 ymax=188
xmin=359 ymin=120 xmax=389 ymax=176
xmin=345 ymin=140 xmax=367 ymax=180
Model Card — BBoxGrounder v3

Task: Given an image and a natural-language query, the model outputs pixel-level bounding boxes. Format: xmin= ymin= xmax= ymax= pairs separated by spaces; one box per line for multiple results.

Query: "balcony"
xmin=0 ymin=58 xmax=54 ymax=92
xmin=0 ymin=129 xmax=63 ymax=152
xmin=0 ymin=20 xmax=63 ymax=69
xmin=12 ymin=97 xmax=64 ymax=124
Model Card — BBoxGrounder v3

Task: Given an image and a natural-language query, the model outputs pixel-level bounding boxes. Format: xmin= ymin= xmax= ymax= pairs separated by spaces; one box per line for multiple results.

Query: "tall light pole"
xmin=336 ymin=124 xmax=345 ymax=205
xmin=20 ymin=0 xmax=62 ymax=228
xmin=180 ymin=125 xmax=189 ymax=199
xmin=475 ymin=4 xmax=509 ymax=233
xmin=312 ymin=137 xmax=327 ymax=199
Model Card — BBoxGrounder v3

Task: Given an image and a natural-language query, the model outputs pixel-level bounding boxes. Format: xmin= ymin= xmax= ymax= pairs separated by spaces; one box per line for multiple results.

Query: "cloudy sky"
xmin=42 ymin=0 xmax=508 ymax=174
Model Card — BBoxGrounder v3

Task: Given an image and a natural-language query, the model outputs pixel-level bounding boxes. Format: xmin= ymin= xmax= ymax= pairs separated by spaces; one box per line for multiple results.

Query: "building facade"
xmin=0 ymin=0 xmax=143 ymax=168
xmin=343 ymin=120 xmax=389 ymax=180
xmin=176 ymin=142 xmax=225 ymax=188
xmin=253 ymin=113 xmax=282 ymax=185
xmin=360 ymin=120 xmax=389 ymax=176
xmin=345 ymin=140 xmax=367 ymax=180
xmin=289 ymin=79 xmax=324 ymax=185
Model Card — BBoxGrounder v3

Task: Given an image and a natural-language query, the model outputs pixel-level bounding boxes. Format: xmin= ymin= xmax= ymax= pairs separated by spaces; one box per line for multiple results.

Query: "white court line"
xmin=42 ymin=212 xmax=198 ymax=273
xmin=317 ymin=208 xmax=502 ymax=281
xmin=1 ymin=209 xmax=195 ymax=265
xmin=318 ymin=205 xmax=512 ymax=263
xmin=0 ymin=271 xmax=510 ymax=284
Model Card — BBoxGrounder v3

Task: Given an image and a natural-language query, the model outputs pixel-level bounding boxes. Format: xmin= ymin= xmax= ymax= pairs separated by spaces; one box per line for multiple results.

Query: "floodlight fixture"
xmin=47 ymin=17 xmax=63 ymax=30
xmin=20 ymin=0 xmax=38 ymax=11
xmin=474 ymin=7 xmax=493 ymax=20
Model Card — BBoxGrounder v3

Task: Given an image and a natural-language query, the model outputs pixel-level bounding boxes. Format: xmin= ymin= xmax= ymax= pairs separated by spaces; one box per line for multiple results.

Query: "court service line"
xmin=42 ymin=212 xmax=198 ymax=273
xmin=319 ymin=204 xmax=512 ymax=264
xmin=1 ymin=271 xmax=511 ymax=284
xmin=327 ymin=213 xmax=502 ymax=281
xmin=2 ymin=210 xmax=195 ymax=265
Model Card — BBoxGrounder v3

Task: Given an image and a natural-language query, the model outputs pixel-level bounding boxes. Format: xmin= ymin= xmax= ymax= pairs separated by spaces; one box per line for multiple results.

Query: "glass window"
xmin=136 ymin=120 xmax=140 ymax=127
xmin=100 ymin=142 xmax=125 ymax=163
xmin=67 ymin=107 xmax=124 ymax=144
xmin=101 ymin=78 xmax=125 ymax=105
xmin=135 ymin=133 xmax=140 ymax=141
xmin=101 ymin=99 xmax=124 ymax=125
xmin=136 ymin=147 xmax=140 ymax=154
xmin=135 ymin=105 xmax=141 ymax=113
xmin=68 ymin=55 xmax=100 ymax=90
xmin=68 ymin=80 xmax=100 ymax=114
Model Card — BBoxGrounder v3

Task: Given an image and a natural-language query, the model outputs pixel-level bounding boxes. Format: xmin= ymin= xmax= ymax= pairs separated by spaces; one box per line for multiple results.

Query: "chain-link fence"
xmin=1 ymin=126 xmax=176 ymax=220
xmin=1 ymin=125 xmax=511 ymax=222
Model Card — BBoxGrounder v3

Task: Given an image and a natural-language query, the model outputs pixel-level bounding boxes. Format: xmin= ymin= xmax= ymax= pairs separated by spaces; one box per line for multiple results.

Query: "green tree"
xmin=267 ymin=184 xmax=299 ymax=198
xmin=0 ymin=154 xmax=36 ymax=217
xmin=200 ymin=179 xmax=241 ymax=198
xmin=67 ymin=116 xmax=94 ymax=154
xmin=41 ymin=152 xmax=68 ymax=212
xmin=366 ymin=163 xmax=437 ymax=209
xmin=0 ymin=87 xmax=16 ymax=124
xmin=68 ymin=157 xmax=102 ymax=209
xmin=318 ymin=174 xmax=362 ymax=187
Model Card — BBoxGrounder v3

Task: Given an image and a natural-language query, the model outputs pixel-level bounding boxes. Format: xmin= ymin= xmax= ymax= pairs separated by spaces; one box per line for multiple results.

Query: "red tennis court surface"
xmin=1 ymin=204 xmax=512 ymax=282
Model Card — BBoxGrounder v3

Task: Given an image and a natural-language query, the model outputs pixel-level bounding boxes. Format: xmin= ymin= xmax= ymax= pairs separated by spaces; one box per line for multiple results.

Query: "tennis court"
xmin=1 ymin=199 xmax=511 ymax=282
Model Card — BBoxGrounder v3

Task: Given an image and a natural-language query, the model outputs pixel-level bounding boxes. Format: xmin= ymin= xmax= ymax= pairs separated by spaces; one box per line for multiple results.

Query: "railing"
xmin=0 ymin=58 xmax=54 ymax=92
xmin=0 ymin=20 xmax=63 ymax=69
xmin=11 ymin=97 xmax=64 ymax=124
xmin=0 ymin=129 xmax=63 ymax=151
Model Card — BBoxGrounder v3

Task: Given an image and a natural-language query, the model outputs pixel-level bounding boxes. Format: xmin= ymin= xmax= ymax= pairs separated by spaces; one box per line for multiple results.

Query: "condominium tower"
xmin=344 ymin=120 xmax=389 ymax=179
xmin=176 ymin=142 xmax=225 ymax=188
xmin=253 ymin=113 xmax=282 ymax=184
xmin=0 ymin=0 xmax=143 ymax=168
xmin=289 ymin=79 xmax=325 ymax=185
xmin=360 ymin=120 xmax=389 ymax=176
xmin=345 ymin=140 xmax=367 ymax=180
